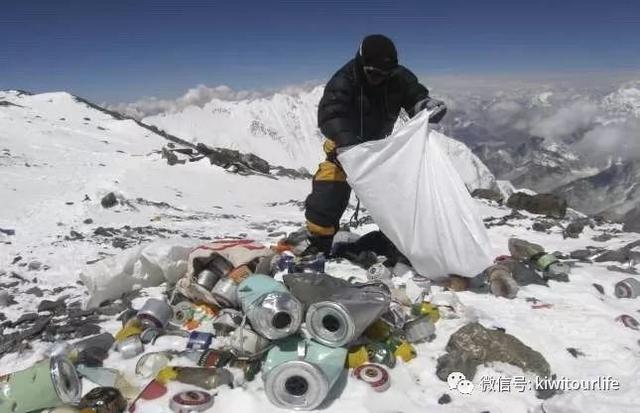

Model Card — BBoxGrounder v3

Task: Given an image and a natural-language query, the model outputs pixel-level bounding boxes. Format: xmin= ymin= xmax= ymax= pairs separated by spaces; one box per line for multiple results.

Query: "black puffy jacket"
xmin=318 ymin=56 xmax=432 ymax=147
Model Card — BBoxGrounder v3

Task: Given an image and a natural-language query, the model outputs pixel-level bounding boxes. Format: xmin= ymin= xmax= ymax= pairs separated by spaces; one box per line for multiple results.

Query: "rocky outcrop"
xmin=507 ymin=192 xmax=567 ymax=218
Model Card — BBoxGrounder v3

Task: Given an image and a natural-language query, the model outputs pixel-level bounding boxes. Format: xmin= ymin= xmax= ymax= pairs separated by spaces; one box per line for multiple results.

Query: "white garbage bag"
xmin=337 ymin=110 xmax=493 ymax=280
xmin=80 ymin=240 xmax=195 ymax=308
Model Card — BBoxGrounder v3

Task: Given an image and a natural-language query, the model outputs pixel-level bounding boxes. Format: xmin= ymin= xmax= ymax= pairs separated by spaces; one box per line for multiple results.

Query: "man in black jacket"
xmin=304 ymin=34 xmax=447 ymax=255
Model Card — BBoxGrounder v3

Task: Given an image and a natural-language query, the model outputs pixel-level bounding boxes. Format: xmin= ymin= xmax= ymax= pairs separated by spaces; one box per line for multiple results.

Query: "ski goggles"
xmin=363 ymin=66 xmax=396 ymax=82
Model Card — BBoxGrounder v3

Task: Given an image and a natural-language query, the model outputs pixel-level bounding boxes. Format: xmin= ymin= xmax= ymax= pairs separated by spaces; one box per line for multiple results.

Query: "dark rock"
xmin=564 ymin=221 xmax=586 ymax=239
xmin=161 ymin=147 xmax=185 ymax=166
xmin=28 ymin=260 xmax=42 ymax=271
xmin=436 ymin=322 xmax=551 ymax=383
xmin=570 ymin=249 xmax=593 ymax=261
xmin=622 ymin=206 xmax=640 ymax=233
xmin=592 ymin=283 xmax=605 ymax=295
xmin=12 ymin=256 xmax=22 ymax=264
xmin=0 ymin=228 xmax=15 ymax=236
xmin=25 ymin=286 xmax=44 ymax=297
xmin=101 ymin=192 xmax=118 ymax=208
xmin=77 ymin=346 xmax=109 ymax=367
xmin=532 ymin=222 xmax=548 ymax=232
xmin=0 ymin=291 xmax=17 ymax=307
xmin=67 ymin=230 xmax=84 ymax=240
xmin=97 ymin=301 xmax=128 ymax=317
xmin=37 ymin=299 xmax=66 ymax=314
xmin=592 ymin=233 xmax=613 ymax=242
xmin=567 ymin=348 xmax=585 ymax=358
xmin=65 ymin=201 xmax=75 ymax=205
xmin=506 ymin=192 xmax=567 ymax=219
xmin=437 ymin=394 xmax=452 ymax=404
xmin=594 ymin=249 xmax=632 ymax=263
xmin=83 ymin=218 xmax=94 ymax=224
xmin=15 ymin=312 xmax=39 ymax=325
xmin=501 ymin=259 xmax=547 ymax=287
xmin=112 ymin=238 xmax=129 ymax=249
xmin=606 ymin=265 xmax=638 ymax=275
xmin=471 ymin=188 xmax=504 ymax=203
xmin=75 ymin=323 xmax=102 ymax=338
xmin=94 ymin=226 xmax=116 ymax=237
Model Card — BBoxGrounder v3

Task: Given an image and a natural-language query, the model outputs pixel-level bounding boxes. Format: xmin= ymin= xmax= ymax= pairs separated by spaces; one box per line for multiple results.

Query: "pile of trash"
xmin=2 ymin=232 xmax=638 ymax=413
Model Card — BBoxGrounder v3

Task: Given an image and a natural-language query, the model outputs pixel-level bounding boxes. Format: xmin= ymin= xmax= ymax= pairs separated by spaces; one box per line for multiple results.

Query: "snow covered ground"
xmin=1 ymin=90 xmax=639 ymax=413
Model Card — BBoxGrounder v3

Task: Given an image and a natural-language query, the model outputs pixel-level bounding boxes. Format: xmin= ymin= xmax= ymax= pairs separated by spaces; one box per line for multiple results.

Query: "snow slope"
xmin=142 ymin=87 xmax=497 ymax=191
xmin=2 ymin=90 xmax=640 ymax=413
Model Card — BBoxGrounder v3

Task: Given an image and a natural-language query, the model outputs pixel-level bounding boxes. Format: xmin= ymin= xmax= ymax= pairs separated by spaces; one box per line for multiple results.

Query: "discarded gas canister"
xmin=366 ymin=343 xmax=396 ymax=368
xmin=262 ymin=336 xmax=347 ymax=410
xmin=391 ymin=339 xmax=417 ymax=363
xmin=347 ymin=346 xmax=369 ymax=368
xmin=117 ymin=335 xmax=144 ymax=359
xmin=198 ymin=350 xmax=234 ymax=368
xmin=165 ymin=367 xmax=234 ymax=390
xmin=353 ymin=364 xmax=390 ymax=392
xmin=403 ymin=316 xmax=435 ymax=343
xmin=367 ymin=263 xmax=393 ymax=281
xmin=410 ymin=302 xmax=440 ymax=323
xmin=169 ymin=390 xmax=214 ymax=413
xmin=306 ymin=283 xmax=391 ymax=347
xmin=140 ymin=327 xmax=161 ymax=344
xmin=211 ymin=308 xmax=243 ymax=335
xmin=617 ymin=314 xmax=640 ymax=330
xmin=78 ymin=387 xmax=127 ymax=413
xmin=287 ymin=254 xmax=325 ymax=274
xmin=211 ymin=277 xmax=239 ymax=308
xmin=171 ymin=301 xmax=196 ymax=327
xmin=615 ymin=277 xmax=640 ymax=299
xmin=237 ymin=274 xmax=303 ymax=340
xmin=187 ymin=331 xmax=214 ymax=350
xmin=195 ymin=269 xmax=220 ymax=291
xmin=137 ymin=298 xmax=174 ymax=329
xmin=0 ymin=356 xmax=82 ymax=413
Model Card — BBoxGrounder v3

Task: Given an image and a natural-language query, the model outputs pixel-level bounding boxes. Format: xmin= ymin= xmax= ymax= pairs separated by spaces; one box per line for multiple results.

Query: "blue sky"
xmin=1 ymin=0 xmax=638 ymax=103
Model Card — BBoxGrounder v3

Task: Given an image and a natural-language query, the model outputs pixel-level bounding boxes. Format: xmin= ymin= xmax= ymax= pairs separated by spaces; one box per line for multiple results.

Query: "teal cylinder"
xmin=0 ymin=357 xmax=81 ymax=413
xmin=262 ymin=336 xmax=347 ymax=410
xmin=237 ymin=274 xmax=303 ymax=340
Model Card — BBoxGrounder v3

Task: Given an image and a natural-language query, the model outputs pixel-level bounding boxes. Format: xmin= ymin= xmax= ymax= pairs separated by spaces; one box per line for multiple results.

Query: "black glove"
xmin=423 ymin=98 xmax=447 ymax=123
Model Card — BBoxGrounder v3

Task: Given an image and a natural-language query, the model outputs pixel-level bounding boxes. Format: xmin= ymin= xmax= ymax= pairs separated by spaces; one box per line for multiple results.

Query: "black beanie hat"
xmin=359 ymin=34 xmax=398 ymax=71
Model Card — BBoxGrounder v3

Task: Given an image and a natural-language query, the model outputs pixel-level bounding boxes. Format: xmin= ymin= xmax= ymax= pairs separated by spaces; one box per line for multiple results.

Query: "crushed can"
xmin=353 ymin=364 xmax=390 ymax=392
xmin=237 ymin=274 xmax=303 ymax=340
xmin=198 ymin=350 xmax=234 ymax=369
xmin=615 ymin=277 xmax=640 ymax=299
xmin=137 ymin=298 xmax=174 ymax=330
xmin=195 ymin=269 xmax=221 ymax=291
xmin=306 ymin=283 xmax=391 ymax=347
xmin=212 ymin=308 xmax=243 ymax=335
xmin=187 ymin=331 xmax=215 ymax=350
xmin=78 ymin=387 xmax=127 ymax=413
xmin=210 ymin=277 xmax=239 ymax=308
xmin=367 ymin=263 xmax=393 ymax=281
xmin=0 ymin=356 xmax=82 ymax=413
xmin=365 ymin=343 xmax=396 ymax=368
xmin=381 ymin=302 xmax=408 ymax=330
xmin=171 ymin=301 xmax=196 ymax=327
xmin=262 ymin=336 xmax=347 ymax=411
xmin=117 ymin=335 xmax=144 ymax=359
xmin=287 ymin=254 xmax=326 ymax=274
xmin=169 ymin=390 xmax=214 ymax=413
xmin=164 ymin=367 xmax=234 ymax=390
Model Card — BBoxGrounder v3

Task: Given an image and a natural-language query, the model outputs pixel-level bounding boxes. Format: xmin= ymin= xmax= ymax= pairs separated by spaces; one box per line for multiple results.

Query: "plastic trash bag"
xmin=80 ymin=240 xmax=195 ymax=308
xmin=337 ymin=110 xmax=493 ymax=280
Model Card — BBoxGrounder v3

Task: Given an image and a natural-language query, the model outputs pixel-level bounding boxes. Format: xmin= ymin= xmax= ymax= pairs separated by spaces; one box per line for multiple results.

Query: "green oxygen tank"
xmin=0 ymin=357 xmax=81 ymax=413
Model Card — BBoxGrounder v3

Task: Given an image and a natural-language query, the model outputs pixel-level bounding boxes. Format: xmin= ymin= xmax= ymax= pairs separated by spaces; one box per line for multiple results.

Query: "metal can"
xmin=353 ymin=364 xmax=391 ymax=392
xmin=140 ymin=327 xmax=162 ymax=344
xmin=210 ymin=277 xmax=239 ymax=308
xmin=367 ymin=263 xmax=392 ymax=281
xmin=169 ymin=390 xmax=214 ymax=413
xmin=187 ymin=331 xmax=214 ymax=350
xmin=0 ymin=356 xmax=82 ymax=413
xmin=198 ymin=350 xmax=234 ymax=368
xmin=617 ymin=314 xmax=640 ymax=330
xmin=365 ymin=343 xmax=396 ymax=368
xmin=137 ymin=298 xmax=174 ymax=329
xmin=78 ymin=387 xmax=127 ymax=413
xmin=212 ymin=309 xmax=243 ymax=335
xmin=171 ymin=301 xmax=196 ymax=327
xmin=117 ymin=335 xmax=144 ymax=359
xmin=195 ymin=269 xmax=220 ymax=291
xmin=615 ymin=277 xmax=640 ymax=299
xmin=229 ymin=325 xmax=271 ymax=358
